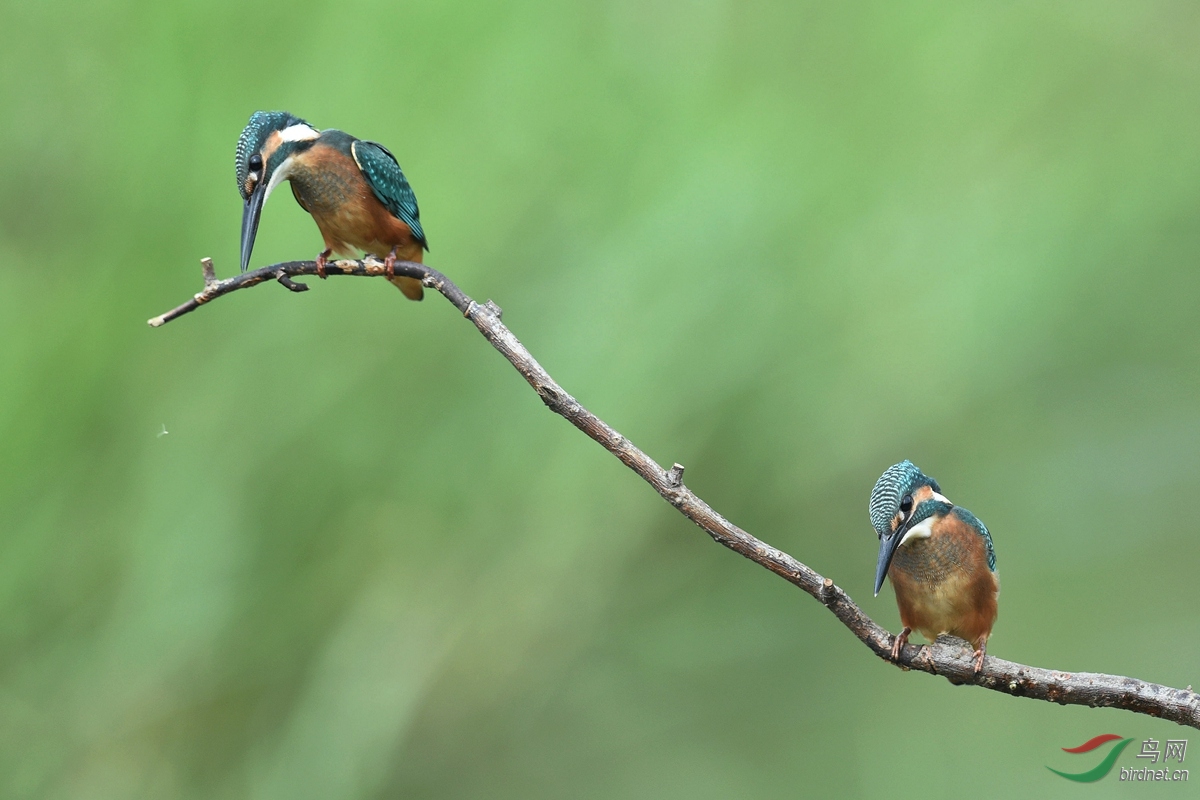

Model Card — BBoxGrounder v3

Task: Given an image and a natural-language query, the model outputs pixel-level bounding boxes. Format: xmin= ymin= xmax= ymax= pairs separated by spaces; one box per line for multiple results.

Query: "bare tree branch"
xmin=150 ymin=257 xmax=1200 ymax=729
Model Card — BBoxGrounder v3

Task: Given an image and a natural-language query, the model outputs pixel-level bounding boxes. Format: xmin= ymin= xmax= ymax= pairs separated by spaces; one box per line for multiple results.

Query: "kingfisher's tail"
xmin=388 ymin=275 xmax=424 ymax=301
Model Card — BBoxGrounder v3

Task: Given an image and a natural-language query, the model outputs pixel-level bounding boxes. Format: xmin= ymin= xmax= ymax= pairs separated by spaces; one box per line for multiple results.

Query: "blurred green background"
xmin=1 ymin=1 xmax=1198 ymax=797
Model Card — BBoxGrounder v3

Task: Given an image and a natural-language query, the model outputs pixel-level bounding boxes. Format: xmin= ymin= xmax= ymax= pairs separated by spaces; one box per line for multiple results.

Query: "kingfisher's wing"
xmin=351 ymin=139 xmax=428 ymax=250
xmin=953 ymin=507 xmax=996 ymax=571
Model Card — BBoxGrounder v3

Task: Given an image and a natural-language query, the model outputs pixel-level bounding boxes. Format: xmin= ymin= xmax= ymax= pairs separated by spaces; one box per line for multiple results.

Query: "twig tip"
xmin=275 ymin=271 xmax=310 ymax=293
xmin=201 ymin=257 xmax=217 ymax=286
xmin=819 ymin=577 xmax=841 ymax=606
xmin=666 ymin=463 xmax=685 ymax=487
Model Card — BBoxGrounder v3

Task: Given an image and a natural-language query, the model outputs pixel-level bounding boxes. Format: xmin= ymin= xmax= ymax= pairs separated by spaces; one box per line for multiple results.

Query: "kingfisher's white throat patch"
xmin=899 ymin=516 xmax=935 ymax=547
xmin=264 ymin=155 xmax=297 ymax=201
xmin=278 ymin=123 xmax=320 ymax=143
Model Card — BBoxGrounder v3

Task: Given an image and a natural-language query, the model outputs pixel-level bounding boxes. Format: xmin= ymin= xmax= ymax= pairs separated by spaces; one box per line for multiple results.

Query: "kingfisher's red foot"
xmin=972 ymin=642 xmax=987 ymax=673
xmin=890 ymin=627 xmax=912 ymax=661
xmin=316 ymin=248 xmax=332 ymax=279
xmin=384 ymin=245 xmax=399 ymax=279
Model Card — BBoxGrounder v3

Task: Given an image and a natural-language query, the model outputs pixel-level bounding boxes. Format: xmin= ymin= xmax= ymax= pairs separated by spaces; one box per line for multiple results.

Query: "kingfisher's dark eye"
xmin=249 ymin=153 xmax=263 ymax=172
xmin=900 ymin=494 xmax=914 ymax=514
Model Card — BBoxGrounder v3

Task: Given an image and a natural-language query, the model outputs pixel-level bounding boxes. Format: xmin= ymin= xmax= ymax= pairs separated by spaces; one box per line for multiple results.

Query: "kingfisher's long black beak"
xmin=240 ymin=180 xmax=267 ymax=273
xmin=874 ymin=520 xmax=910 ymax=596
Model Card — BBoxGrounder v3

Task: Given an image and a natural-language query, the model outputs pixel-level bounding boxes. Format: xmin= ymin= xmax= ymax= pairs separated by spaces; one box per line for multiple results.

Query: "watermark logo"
xmin=1048 ymin=734 xmax=1134 ymax=782
xmin=1047 ymin=734 xmax=1188 ymax=783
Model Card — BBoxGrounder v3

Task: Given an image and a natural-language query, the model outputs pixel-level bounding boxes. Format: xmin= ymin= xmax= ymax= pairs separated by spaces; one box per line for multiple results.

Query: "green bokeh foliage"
xmin=1 ymin=1 xmax=1197 ymax=797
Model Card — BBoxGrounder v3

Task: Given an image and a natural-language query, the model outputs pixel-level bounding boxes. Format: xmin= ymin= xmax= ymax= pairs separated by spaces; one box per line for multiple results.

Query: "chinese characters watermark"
xmin=1121 ymin=738 xmax=1188 ymax=782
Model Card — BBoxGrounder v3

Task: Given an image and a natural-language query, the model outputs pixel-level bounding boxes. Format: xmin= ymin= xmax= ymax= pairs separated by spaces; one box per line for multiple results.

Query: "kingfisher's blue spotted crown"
xmin=868 ymin=460 xmax=939 ymax=537
xmin=235 ymin=111 xmax=308 ymax=198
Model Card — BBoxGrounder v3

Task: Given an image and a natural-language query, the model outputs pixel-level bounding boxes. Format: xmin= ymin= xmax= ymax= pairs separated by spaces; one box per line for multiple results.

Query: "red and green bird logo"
xmin=1047 ymin=734 xmax=1134 ymax=782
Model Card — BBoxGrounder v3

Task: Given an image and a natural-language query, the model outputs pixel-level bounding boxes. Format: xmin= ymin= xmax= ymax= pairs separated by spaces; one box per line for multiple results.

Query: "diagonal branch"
xmin=150 ymin=257 xmax=1200 ymax=729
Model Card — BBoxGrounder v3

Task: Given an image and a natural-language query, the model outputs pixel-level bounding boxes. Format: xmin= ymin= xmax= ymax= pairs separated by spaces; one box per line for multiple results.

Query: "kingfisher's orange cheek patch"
xmin=261 ymin=132 xmax=283 ymax=164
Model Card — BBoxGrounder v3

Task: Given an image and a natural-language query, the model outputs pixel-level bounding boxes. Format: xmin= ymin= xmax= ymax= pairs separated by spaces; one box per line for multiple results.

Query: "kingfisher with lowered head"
xmin=869 ymin=460 xmax=998 ymax=673
xmin=235 ymin=110 xmax=428 ymax=300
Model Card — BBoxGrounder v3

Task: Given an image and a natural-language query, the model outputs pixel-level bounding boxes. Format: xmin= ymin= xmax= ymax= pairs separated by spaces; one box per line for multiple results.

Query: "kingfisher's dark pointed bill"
xmin=240 ymin=180 xmax=266 ymax=273
xmin=874 ymin=526 xmax=904 ymax=596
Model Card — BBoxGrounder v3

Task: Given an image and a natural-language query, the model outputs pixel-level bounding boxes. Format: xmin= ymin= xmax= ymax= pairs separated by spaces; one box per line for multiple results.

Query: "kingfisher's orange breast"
xmin=288 ymin=145 xmax=422 ymax=261
xmin=888 ymin=513 xmax=999 ymax=648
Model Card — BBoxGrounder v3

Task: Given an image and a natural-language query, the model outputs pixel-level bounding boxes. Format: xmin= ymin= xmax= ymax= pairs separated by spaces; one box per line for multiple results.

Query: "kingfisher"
xmin=235 ymin=110 xmax=427 ymax=300
xmin=868 ymin=460 xmax=998 ymax=673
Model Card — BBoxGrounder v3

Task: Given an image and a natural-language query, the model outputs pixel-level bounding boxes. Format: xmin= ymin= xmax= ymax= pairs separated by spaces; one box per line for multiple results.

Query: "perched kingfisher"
xmin=235 ymin=110 xmax=427 ymax=300
xmin=868 ymin=460 xmax=998 ymax=673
